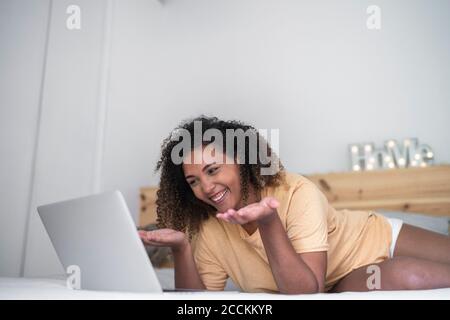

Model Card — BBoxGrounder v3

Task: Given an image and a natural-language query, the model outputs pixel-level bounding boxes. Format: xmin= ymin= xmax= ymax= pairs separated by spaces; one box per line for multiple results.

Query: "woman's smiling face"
xmin=182 ymin=146 xmax=243 ymax=212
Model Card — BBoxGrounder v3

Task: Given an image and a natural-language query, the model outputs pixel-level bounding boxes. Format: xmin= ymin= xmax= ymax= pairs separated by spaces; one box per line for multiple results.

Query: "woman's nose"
xmin=201 ymin=179 xmax=215 ymax=194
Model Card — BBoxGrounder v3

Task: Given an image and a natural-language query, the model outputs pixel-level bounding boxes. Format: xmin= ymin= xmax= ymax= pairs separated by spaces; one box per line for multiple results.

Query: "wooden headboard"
xmin=139 ymin=165 xmax=450 ymax=227
xmin=306 ymin=164 xmax=450 ymax=217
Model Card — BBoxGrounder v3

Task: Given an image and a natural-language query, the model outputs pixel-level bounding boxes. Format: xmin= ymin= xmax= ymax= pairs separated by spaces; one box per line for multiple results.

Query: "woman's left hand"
xmin=216 ymin=197 xmax=280 ymax=224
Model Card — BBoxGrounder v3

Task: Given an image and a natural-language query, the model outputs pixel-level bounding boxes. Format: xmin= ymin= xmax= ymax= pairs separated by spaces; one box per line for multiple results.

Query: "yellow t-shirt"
xmin=192 ymin=172 xmax=392 ymax=292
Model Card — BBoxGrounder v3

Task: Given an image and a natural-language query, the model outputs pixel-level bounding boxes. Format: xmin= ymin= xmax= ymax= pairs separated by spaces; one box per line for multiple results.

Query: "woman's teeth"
xmin=211 ymin=189 xmax=228 ymax=203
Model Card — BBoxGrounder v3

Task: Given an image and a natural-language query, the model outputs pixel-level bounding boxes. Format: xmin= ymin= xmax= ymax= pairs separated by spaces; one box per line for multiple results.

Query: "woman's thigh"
xmin=394 ymin=223 xmax=450 ymax=264
xmin=331 ymin=257 xmax=450 ymax=292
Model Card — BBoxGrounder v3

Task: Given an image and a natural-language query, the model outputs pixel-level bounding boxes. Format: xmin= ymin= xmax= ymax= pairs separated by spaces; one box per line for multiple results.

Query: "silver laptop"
xmin=37 ymin=191 xmax=163 ymax=293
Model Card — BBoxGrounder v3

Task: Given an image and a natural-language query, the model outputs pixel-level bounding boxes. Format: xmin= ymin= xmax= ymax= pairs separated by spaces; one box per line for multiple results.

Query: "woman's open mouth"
xmin=210 ymin=188 xmax=229 ymax=204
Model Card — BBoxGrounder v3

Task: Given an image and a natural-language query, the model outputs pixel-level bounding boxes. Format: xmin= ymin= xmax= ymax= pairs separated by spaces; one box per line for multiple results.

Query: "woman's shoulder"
xmin=263 ymin=171 xmax=324 ymax=204
xmin=269 ymin=171 xmax=315 ymax=192
xmin=283 ymin=171 xmax=308 ymax=185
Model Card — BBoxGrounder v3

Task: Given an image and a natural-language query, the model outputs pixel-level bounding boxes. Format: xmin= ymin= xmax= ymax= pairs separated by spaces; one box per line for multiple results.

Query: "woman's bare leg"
xmin=393 ymin=224 xmax=450 ymax=264
xmin=331 ymin=257 xmax=450 ymax=292
xmin=331 ymin=223 xmax=450 ymax=292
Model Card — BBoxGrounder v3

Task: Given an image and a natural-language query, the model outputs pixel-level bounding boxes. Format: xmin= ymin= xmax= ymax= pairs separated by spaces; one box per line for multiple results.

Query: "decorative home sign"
xmin=349 ymin=138 xmax=434 ymax=171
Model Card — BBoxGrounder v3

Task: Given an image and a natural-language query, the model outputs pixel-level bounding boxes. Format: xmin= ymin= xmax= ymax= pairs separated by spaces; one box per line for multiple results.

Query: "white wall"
xmin=0 ymin=0 xmax=110 ymax=277
xmin=22 ymin=0 xmax=110 ymax=277
xmin=0 ymin=0 xmax=50 ymax=277
xmin=1 ymin=0 xmax=449 ymax=277
xmin=103 ymin=0 xmax=450 ymax=222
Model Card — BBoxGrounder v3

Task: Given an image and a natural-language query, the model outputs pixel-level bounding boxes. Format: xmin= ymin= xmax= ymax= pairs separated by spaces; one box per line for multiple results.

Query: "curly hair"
xmin=155 ymin=115 xmax=285 ymax=238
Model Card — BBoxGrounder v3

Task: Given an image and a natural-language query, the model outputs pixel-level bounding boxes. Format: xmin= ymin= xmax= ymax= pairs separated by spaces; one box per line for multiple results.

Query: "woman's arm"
xmin=257 ymin=213 xmax=326 ymax=294
xmin=216 ymin=197 xmax=327 ymax=294
xmin=139 ymin=229 xmax=206 ymax=290
xmin=172 ymin=240 xmax=206 ymax=290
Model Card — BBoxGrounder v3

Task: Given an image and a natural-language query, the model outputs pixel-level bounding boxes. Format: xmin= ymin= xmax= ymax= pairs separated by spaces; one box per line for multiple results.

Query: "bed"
xmin=2 ymin=165 xmax=449 ymax=299
xmin=1 ymin=274 xmax=450 ymax=300
xmin=139 ymin=164 xmax=450 ymax=298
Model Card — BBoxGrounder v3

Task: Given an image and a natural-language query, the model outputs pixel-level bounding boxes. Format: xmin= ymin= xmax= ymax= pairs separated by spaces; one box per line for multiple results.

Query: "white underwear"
xmin=386 ymin=217 xmax=404 ymax=258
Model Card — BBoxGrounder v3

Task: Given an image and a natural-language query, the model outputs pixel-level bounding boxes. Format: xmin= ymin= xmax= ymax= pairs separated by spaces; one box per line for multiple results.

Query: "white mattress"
xmin=1 ymin=273 xmax=450 ymax=300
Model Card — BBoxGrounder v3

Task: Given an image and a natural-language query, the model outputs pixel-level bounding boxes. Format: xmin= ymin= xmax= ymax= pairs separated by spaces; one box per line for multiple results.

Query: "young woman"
xmin=139 ymin=116 xmax=450 ymax=294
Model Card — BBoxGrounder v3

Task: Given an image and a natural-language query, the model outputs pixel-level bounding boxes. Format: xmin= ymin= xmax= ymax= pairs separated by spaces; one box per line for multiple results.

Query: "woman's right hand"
xmin=138 ymin=228 xmax=188 ymax=252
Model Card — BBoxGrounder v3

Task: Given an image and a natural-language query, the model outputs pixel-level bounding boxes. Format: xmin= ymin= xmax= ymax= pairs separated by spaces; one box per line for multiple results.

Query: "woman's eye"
xmin=208 ymin=167 xmax=218 ymax=174
xmin=188 ymin=180 xmax=197 ymax=186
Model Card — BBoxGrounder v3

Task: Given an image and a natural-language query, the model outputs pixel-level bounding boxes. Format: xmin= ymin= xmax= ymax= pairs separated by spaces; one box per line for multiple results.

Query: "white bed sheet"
xmin=1 ymin=276 xmax=450 ymax=300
